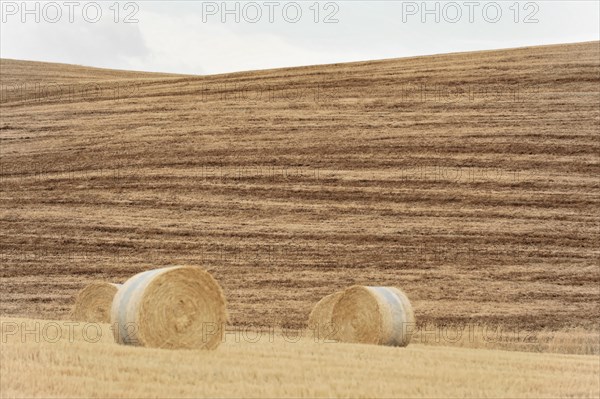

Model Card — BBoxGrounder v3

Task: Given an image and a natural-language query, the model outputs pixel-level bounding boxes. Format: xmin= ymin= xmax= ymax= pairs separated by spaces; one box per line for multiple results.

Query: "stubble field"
xmin=2 ymin=42 xmax=599 ymax=336
xmin=1 ymin=40 xmax=600 ymax=398
xmin=2 ymin=317 xmax=599 ymax=398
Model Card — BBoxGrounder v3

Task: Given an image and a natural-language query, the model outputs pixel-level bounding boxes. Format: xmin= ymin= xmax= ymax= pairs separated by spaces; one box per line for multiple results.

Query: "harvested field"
xmin=1 ymin=41 xmax=599 ymax=340
xmin=1 ymin=317 xmax=599 ymax=398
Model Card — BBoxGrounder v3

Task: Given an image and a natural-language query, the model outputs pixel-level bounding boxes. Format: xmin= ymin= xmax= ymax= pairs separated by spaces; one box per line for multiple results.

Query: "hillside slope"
xmin=1 ymin=42 xmax=599 ymax=333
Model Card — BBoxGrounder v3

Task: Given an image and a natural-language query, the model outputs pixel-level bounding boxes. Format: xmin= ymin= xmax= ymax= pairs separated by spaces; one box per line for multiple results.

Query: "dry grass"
xmin=410 ymin=323 xmax=600 ymax=355
xmin=1 ymin=42 xmax=599 ymax=339
xmin=1 ymin=317 xmax=599 ymax=398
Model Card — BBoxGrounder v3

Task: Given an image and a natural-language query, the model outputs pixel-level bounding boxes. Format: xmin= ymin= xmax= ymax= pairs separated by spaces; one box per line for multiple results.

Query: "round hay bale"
xmin=71 ymin=282 xmax=121 ymax=323
xmin=111 ymin=265 xmax=227 ymax=350
xmin=331 ymin=285 xmax=415 ymax=346
xmin=308 ymin=291 xmax=343 ymax=339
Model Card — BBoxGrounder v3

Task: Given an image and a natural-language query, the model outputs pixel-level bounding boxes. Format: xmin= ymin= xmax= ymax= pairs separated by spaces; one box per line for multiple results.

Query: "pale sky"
xmin=1 ymin=1 xmax=598 ymax=75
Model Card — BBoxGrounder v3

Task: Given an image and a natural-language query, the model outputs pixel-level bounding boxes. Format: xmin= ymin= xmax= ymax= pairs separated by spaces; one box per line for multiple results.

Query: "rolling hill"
xmin=1 ymin=42 xmax=599 ymax=336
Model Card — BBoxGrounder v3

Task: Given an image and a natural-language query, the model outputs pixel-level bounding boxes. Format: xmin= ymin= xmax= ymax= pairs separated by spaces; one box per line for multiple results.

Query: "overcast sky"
xmin=1 ymin=1 xmax=598 ymax=75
